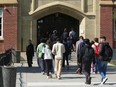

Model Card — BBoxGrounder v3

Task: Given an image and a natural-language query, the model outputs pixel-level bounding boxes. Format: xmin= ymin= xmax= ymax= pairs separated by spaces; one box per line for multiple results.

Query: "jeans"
xmin=98 ymin=59 xmax=108 ymax=81
xmin=94 ymin=57 xmax=99 ymax=73
xmin=37 ymin=58 xmax=45 ymax=72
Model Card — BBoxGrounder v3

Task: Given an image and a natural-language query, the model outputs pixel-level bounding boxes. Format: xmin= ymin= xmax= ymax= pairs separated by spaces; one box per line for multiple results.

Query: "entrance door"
xmin=37 ymin=13 xmax=79 ymax=44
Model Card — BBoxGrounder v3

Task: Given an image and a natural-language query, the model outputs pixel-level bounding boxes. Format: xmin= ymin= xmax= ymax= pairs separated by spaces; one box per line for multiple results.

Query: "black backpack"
xmin=100 ymin=43 xmax=113 ymax=62
xmin=82 ymin=46 xmax=94 ymax=62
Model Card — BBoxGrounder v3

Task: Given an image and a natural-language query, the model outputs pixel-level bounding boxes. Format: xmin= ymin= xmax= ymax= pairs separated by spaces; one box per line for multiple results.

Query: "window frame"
xmin=0 ymin=8 xmax=3 ymax=39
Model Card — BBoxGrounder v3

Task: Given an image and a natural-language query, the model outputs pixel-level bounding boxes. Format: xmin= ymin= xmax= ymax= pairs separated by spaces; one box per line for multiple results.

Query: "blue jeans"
xmin=94 ymin=57 xmax=99 ymax=73
xmin=98 ymin=59 xmax=108 ymax=81
xmin=37 ymin=58 xmax=45 ymax=72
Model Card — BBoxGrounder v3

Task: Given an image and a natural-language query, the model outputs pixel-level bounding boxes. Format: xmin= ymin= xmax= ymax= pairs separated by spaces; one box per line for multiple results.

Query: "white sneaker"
xmin=101 ymin=77 xmax=108 ymax=84
xmin=57 ymin=76 xmax=61 ymax=80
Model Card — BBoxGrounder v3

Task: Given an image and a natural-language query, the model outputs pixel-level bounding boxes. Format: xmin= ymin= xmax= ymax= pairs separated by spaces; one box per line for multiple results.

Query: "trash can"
xmin=0 ymin=66 xmax=16 ymax=87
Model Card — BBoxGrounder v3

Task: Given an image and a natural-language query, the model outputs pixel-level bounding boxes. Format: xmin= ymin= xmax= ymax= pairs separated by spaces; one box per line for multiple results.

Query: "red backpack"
xmin=93 ymin=43 xmax=100 ymax=57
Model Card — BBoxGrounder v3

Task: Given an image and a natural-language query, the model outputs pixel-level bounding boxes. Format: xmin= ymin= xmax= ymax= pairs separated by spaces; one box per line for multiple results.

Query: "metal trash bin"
xmin=0 ymin=66 xmax=16 ymax=87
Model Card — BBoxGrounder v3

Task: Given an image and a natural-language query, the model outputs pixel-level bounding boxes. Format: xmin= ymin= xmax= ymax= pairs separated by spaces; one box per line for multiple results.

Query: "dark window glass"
xmin=0 ymin=18 xmax=1 ymax=36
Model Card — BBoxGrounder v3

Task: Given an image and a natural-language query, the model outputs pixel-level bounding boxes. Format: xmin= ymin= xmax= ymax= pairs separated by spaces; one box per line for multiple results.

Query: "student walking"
xmin=42 ymin=40 xmax=53 ymax=79
xmin=62 ymin=38 xmax=69 ymax=70
xmin=76 ymin=36 xmax=84 ymax=74
xmin=91 ymin=38 xmax=100 ymax=74
xmin=36 ymin=38 xmax=46 ymax=74
xmin=52 ymin=38 xmax=65 ymax=79
xmin=98 ymin=36 xmax=113 ymax=84
xmin=79 ymin=39 xmax=95 ymax=84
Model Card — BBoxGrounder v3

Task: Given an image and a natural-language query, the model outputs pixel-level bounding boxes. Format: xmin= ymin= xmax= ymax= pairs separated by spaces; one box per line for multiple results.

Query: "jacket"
xmin=52 ymin=42 xmax=65 ymax=59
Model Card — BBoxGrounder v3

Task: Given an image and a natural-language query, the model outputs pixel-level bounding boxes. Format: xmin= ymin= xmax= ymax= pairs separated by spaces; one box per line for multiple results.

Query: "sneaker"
xmin=41 ymin=72 xmax=45 ymax=75
xmin=57 ymin=76 xmax=61 ymax=80
xmin=101 ymin=77 xmax=108 ymax=84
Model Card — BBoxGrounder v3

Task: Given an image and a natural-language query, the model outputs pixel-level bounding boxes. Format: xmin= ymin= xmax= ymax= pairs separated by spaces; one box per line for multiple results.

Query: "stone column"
xmin=31 ymin=0 xmax=35 ymax=12
xmin=81 ymin=0 xmax=85 ymax=12
xmin=93 ymin=0 xmax=96 ymax=14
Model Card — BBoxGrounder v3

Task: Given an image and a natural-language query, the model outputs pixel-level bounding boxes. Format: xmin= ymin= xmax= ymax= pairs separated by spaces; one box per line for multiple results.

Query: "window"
xmin=0 ymin=8 xmax=2 ymax=37
xmin=114 ymin=8 xmax=116 ymax=40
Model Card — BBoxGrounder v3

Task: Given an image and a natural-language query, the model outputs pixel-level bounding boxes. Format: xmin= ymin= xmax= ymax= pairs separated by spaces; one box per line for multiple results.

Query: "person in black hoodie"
xmin=79 ymin=39 xmax=95 ymax=84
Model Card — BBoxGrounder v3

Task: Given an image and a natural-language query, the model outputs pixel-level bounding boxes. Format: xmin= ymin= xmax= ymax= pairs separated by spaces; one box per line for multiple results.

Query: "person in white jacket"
xmin=42 ymin=40 xmax=53 ymax=79
xmin=52 ymin=38 xmax=65 ymax=79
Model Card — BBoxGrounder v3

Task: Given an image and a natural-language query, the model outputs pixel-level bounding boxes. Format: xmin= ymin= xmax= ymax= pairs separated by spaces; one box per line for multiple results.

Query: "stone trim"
xmin=99 ymin=1 xmax=116 ymax=5
xmin=0 ymin=0 xmax=18 ymax=4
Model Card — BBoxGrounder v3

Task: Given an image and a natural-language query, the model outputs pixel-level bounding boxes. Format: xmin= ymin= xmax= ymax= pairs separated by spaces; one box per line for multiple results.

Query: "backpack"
xmin=83 ymin=46 xmax=94 ymax=62
xmin=93 ymin=44 xmax=100 ymax=57
xmin=62 ymin=32 xmax=68 ymax=40
xmin=100 ymin=43 xmax=113 ymax=62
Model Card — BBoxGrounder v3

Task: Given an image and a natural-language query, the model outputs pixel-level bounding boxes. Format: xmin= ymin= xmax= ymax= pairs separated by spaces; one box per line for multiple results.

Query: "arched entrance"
xmin=29 ymin=1 xmax=87 ymax=45
xmin=37 ymin=13 xmax=79 ymax=44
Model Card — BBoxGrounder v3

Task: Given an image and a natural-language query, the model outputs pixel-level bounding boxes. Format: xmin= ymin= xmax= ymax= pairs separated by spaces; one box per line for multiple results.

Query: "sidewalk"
xmin=15 ymin=57 xmax=116 ymax=87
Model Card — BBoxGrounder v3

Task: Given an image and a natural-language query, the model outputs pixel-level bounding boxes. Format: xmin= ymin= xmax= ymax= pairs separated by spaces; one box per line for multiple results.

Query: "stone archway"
xmin=29 ymin=1 xmax=87 ymax=45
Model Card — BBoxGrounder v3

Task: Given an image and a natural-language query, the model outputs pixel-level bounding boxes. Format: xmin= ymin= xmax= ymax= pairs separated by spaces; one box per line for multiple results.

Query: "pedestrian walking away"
xmin=52 ymin=38 xmax=65 ymax=79
xmin=98 ymin=36 xmax=113 ymax=85
xmin=36 ymin=38 xmax=46 ymax=74
xmin=42 ymin=39 xmax=53 ymax=79
xmin=91 ymin=38 xmax=100 ymax=74
xmin=76 ymin=36 xmax=85 ymax=74
xmin=79 ymin=39 xmax=95 ymax=84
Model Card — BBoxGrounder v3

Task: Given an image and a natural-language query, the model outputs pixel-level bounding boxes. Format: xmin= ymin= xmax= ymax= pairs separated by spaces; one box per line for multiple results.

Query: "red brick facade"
xmin=0 ymin=5 xmax=17 ymax=52
xmin=100 ymin=5 xmax=114 ymax=48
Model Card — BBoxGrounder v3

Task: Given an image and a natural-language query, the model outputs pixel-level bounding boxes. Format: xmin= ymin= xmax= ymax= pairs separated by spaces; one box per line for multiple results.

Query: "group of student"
xmin=26 ymin=28 xmax=113 ymax=85
xmin=76 ymin=36 xmax=113 ymax=84
xmin=36 ymin=28 xmax=77 ymax=79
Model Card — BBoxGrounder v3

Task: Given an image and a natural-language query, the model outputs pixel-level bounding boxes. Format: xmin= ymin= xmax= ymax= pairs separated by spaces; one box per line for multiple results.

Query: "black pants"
xmin=82 ymin=62 xmax=91 ymax=77
xmin=27 ymin=55 xmax=33 ymax=67
xmin=62 ymin=53 xmax=69 ymax=67
xmin=45 ymin=59 xmax=53 ymax=76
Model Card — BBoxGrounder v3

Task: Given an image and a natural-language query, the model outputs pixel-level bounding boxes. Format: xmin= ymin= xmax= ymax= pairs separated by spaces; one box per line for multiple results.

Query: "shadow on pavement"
xmin=16 ymin=63 xmax=116 ymax=75
xmin=16 ymin=67 xmax=41 ymax=73
xmin=93 ymin=82 xmax=116 ymax=86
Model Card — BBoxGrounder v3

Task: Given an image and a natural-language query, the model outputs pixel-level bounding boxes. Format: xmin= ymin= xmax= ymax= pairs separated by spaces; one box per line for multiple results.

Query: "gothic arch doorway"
xmin=37 ymin=13 xmax=79 ymax=44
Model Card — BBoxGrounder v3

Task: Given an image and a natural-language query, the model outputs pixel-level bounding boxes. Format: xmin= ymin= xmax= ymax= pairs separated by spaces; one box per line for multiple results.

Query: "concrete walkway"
xmin=15 ymin=55 xmax=116 ymax=87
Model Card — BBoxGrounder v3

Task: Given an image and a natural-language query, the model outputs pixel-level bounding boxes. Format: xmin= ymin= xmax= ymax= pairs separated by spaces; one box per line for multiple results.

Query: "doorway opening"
xmin=37 ymin=13 xmax=79 ymax=44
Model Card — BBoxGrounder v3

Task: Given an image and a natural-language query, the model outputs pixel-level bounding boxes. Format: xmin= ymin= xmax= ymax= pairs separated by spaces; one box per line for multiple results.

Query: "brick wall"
xmin=0 ymin=5 xmax=17 ymax=52
xmin=100 ymin=5 xmax=113 ymax=47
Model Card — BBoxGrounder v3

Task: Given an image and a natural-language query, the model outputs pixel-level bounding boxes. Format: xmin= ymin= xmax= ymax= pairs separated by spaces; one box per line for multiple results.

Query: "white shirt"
xmin=52 ymin=42 xmax=65 ymax=59
xmin=92 ymin=42 xmax=99 ymax=51
xmin=42 ymin=45 xmax=53 ymax=60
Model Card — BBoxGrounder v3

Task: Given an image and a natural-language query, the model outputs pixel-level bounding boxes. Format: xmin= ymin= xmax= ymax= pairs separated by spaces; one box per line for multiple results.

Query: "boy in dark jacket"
xmin=79 ymin=39 xmax=95 ymax=84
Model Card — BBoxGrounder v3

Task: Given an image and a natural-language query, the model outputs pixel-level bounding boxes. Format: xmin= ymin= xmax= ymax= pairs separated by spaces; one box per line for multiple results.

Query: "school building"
xmin=0 ymin=0 xmax=116 ymax=52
